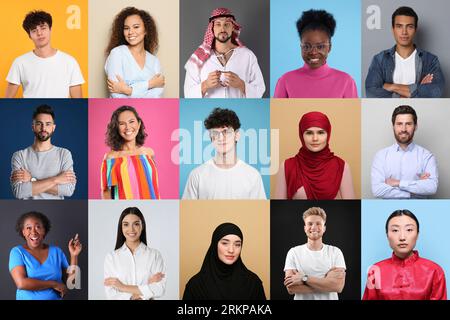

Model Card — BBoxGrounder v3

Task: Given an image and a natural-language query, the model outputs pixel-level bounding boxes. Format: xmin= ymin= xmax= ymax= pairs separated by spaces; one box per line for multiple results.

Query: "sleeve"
xmin=243 ymin=52 xmax=265 ymax=98
xmin=183 ymin=60 xmax=203 ymax=98
xmin=365 ymin=55 xmax=395 ymax=98
xmin=182 ymin=279 xmax=195 ymax=300
xmin=334 ymin=248 xmax=346 ymax=270
xmin=411 ymin=55 xmax=445 ymax=98
xmin=6 ymin=58 xmax=22 ymax=85
xmin=69 ymin=56 xmax=85 ymax=86
xmin=343 ymin=76 xmax=358 ymax=98
xmin=57 ymin=149 xmax=76 ymax=197
xmin=252 ymin=278 xmax=267 ymax=300
xmin=9 ymin=247 xmax=25 ymax=272
xmin=252 ymin=173 xmax=266 ymax=200
xmin=398 ymin=152 xmax=438 ymax=196
xmin=273 ymin=75 xmax=288 ymax=98
xmin=104 ymin=253 xmax=132 ymax=300
xmin=371 ymin=150 xmax=411 ymax=199
xmin=362 ymin=265 xmax=380 ymax=300
xmin=143 ymin=57 xmax=163 ymax=98
xmin=430 ymin=266 xmax=447 ymax=300
xmin=11 ymin=151 xmax=32 ymax=199
xmin=182 ymin=170 xmax=199 ymax=199
xmin=284 ymin=248 xmax=301 ymax=272
xmin=105 ymin=48 xmax=138 ymax=98
xmin=137 ymin=250 xmax=166 ymax=300
xmin=101 ymin=158 xmax=109 ymax=191
xmin=57 ymin=247 xmax=70 ymax=270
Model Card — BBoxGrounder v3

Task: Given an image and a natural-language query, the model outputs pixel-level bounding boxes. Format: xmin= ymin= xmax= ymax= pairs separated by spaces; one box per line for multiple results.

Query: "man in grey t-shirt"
xmin=10 ymin=104 xmax=76 ymax=199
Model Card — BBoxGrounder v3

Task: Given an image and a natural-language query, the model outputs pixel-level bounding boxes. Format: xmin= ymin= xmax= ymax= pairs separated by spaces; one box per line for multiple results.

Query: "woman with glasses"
xmin=101 ymin=105 xmax=160 ymax=199
xmin=274 ymin=9 xmax=357 ymax=98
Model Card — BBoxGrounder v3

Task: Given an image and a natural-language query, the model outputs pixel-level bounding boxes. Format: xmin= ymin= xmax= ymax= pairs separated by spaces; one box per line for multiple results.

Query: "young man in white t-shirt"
xmin=284 ymin=207 xmax=346 ymax=300
xmin=182 ymin=107 xmax=266 ymax=199
xmin=5 ymin=10 xmax=84 ymax=98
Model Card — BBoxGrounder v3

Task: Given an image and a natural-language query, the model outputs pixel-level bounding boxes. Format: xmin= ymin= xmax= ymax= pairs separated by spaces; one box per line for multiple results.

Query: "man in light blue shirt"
xmin=371 ymin=105 xmax=438 ymax=199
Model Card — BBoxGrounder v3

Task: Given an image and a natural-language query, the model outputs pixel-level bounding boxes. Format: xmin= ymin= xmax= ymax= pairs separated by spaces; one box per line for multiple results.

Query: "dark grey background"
xmin=362 ymin=0 xmax=450 ymax=97
xmin=0 ymin=200 xmax=88 ymax=300
xmin=270 ymin=200 xmax=361 ymax=300
xmin=180 ymin=0 xmax=270 ymax=97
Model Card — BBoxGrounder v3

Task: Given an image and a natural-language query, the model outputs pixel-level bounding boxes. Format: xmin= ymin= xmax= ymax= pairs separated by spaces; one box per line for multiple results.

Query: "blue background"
xmin=179 ymin=99 xmax=270 ymax=198
xmin=0 ymin=99 xmax=88 ymax=199
xmin=361 ymin=200 xmax=450 ymax=298
xmin=270 ymin=0 xmax=361 ymax=97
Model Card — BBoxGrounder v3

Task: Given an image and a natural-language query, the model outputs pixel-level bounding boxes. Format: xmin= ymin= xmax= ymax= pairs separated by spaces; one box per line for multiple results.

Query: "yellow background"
xmin=0 ymin=0 xmax=88 ymax=97
xmin=180 ymin=200 xmax=270 ymax=299
xmin=270 ymin=99 xmax=361 ymax=198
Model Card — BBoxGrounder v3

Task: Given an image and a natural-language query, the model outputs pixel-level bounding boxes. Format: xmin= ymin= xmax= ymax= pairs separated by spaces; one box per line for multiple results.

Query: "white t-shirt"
xmin=6 ymin=50 xmax=85 ymax=98
xmin=284 ymin=244 xmax=346 ymax=300
xmin=393 ymin=49 xmax=416 ymax=85
xmin=182 ymin=158 xmax=266 ymax=199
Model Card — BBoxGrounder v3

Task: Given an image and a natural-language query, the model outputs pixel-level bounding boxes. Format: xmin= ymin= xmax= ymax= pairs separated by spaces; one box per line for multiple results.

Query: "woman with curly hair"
xmin=274 ymin=9 xmax=357 ymax=98
xmin=105 ymin=7 xmax=165 ymax=98
xmin=101 ymin=105 xmax=160 ymax=199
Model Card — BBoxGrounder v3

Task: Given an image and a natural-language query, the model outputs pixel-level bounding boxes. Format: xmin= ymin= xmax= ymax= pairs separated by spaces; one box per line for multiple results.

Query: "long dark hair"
xmin=106 ymin=7 xmax=158 ymax=55
xmin=115 ymin=207 xmax=147 ymax=250
xmin=385 ymin=209 xmax=420 ymax=233
xmin=105 ymin=105 xmax=147 ymax=151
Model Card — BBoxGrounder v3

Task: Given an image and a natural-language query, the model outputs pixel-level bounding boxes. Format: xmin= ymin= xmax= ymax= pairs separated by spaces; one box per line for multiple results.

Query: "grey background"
xmin=0 ymin=200 xmax=88 ymax=300
xmin=362 ymin=99 xmax=450 ymax=198
xmin=362 ymin=0 xmax=450 ymax=97
xmin=88 ymin=200 xmax=179 ymax=300
xmin=180 ymin=0 xmax=270 ymax=97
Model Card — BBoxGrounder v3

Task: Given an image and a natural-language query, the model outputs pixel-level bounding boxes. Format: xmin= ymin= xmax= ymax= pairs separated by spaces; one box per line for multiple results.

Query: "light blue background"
xmin=361 ymin=200 xmax=450 ymax=298
xmin=270 ymin=0 xmax=361 ymax=97
xmin=179 ymin=99 xmax=270 ymax=198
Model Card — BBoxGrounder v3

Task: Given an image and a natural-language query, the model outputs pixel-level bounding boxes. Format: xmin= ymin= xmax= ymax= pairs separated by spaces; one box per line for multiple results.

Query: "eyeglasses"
xmin=300 ymin=42 xmax=330 ymax=53
xmin=33 ymin=121 xmax=54 ymax=128
xmin=209 ymin=128 xmax=235 ymax=140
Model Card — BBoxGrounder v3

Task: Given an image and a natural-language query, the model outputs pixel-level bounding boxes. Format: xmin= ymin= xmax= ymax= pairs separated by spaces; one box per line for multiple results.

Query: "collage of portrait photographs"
xmin=1 ymin=0 xmax=449 ymax=315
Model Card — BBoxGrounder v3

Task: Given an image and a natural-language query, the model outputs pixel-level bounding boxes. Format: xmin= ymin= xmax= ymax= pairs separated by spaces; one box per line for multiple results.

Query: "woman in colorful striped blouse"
xmin=101 ymin=105 xmax=160 ymax=199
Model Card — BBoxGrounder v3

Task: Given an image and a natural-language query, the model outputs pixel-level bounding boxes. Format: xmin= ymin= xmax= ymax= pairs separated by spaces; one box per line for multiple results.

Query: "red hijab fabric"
xmin=284 ymin=111 xmax=345 ymax=199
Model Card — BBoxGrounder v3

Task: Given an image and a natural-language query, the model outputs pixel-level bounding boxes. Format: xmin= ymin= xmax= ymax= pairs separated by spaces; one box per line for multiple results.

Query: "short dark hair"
xmin=204 ymin=108 xmax=241 ymax=131
xmin=392 ymin=6 xmax=418 ymax=29
xmin=16 ymin=211 xmax=51 ymax=239
xmin=385 ymin=209 xmax=420 ymax=233
xmin=106 ymin=106 xmax=147 ymax=151
xmin=32 ymin=104 xmax=55 ymax=121
xmin=22 ymin=10 xmax=52 ymax=35
xmin=115 ymin=207 xmax=147 ymax=250
xmin=391 ymin=105 xmax=417 ymax=125
xmin=296 ymin=9 xmax=336 ymax=39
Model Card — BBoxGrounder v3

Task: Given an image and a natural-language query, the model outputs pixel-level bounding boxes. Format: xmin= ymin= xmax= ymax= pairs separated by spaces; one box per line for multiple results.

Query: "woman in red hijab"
xmin=274 ymin=111 xmax=355 ymax=199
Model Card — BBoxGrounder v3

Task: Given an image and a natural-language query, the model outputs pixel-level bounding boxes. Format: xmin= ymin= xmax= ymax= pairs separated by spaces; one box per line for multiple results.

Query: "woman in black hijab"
xmin=183 ymin=222 xmax=266 ymax=300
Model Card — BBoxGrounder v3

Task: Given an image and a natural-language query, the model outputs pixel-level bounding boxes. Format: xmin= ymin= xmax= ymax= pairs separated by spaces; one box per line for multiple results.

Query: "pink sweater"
xmin=274 ymin=63 xmax=358 ymax=98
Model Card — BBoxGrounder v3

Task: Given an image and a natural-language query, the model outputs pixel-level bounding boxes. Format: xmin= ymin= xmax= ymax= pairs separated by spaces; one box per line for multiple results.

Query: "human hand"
xmin=418 ymin=172 xmax=431 ymax=180
xmin=325 ymin=267 xmax=345 ymax=279
xmin=53 ymin=281 xmax=68 ymax=298
xmin=202 ymin=71 xmax=221 ymax=91
xmin=10 ymin=169 xmax=32 ymax=183
xmin=107 ymin=75 xmax=131 ymax=95
xmin=54 ymin=171 xmax=76 ymax=185
xmin=420 ymin=73 xmax=434 ymax=84
xmin=131 ymin=294 xmax=143 ymax=300
xmin=222 ymin=71 xmax=245 ymax=93
xmin=148 ymin=272 xmax=165 ymax=284
xmin=149 ymin=74 xmax=165 ymax=88
xmin=68 ymin=234 xmax=82 ymax=257
xmin=284 ymin=270 xmax=303 ymax=288
xmin=104 ymin=277 xmax=125 ymax=291
xmin=385 ymin=177 xmax=400 ymax=187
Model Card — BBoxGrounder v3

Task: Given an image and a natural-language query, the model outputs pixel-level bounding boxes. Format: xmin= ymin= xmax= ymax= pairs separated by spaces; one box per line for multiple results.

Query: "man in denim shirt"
xmin=365 ymin=7 xmax=445 ymax=98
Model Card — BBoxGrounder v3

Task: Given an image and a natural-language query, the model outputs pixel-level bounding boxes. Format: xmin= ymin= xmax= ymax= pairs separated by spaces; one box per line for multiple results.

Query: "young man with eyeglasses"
xmin=10 ymin=105 xmax=76 ymax=199
xmin=182 ymin=108 xmax=266 ymax=199
xmin=365 ymin=6 xmax=445 ymax=98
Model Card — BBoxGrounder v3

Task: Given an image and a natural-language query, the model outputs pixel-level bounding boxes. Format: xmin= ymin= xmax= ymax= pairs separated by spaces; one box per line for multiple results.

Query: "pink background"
xmin=88 ymin=99 xmax=179 ymax=199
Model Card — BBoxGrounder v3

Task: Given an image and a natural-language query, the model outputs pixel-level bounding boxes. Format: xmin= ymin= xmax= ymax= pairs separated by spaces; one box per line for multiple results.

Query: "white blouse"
xmin=104 ymin=242 xmax=166 ymax=300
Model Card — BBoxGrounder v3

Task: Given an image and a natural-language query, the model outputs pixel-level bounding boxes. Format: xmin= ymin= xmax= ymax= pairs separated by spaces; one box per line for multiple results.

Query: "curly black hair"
xmin=106 ymin=7 xmax=158 ymax=55
xmin=296 ymin=9 xmax=336 ymax=39
xmin=22 ymin=10 xmax=52 ymax=35
xmin=204 ymin=108 xmax=241 ymax=130
xmin=106 ymin=105 xmax=147 ymax=151
xmin=16 ymin=211 xmax=51 ymax=239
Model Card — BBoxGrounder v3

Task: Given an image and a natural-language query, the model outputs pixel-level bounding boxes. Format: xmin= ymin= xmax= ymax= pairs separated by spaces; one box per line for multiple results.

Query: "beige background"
xmin=88 ymin=0 xmax=179 ymax=98
xmin=180 ymin=200 xmax=270 ymax=299
xmin=270 ymin=99 xmax=361 ymax=198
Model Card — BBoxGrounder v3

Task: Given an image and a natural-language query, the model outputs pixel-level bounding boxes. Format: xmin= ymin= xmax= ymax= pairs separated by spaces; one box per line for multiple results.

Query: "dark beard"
xmin=215 ymin=34 xmax=232 ymax=43
xmin=35 ymin=131 xmax=53 ymax=142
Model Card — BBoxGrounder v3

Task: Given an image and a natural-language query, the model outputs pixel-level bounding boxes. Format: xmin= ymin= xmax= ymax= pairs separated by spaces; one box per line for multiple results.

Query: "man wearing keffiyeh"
xmin=184 ymin=7 xmax=265 ymax=98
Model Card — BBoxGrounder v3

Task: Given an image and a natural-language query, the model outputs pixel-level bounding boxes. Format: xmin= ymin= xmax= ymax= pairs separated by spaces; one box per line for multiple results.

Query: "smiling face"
xmin=32 ymin=113 xmax=55 ymax=142
xmin=29 ymin=22 xmax=51 ymax=49
xmin=302 ymin=126 xmax=328 ymax=152
xmin=121 ymin=214 xmax=143 ymax=244
xmin=210 ymin=126 xmax=239 ymax=156
xmin=392 ymin=15 xmax=416 ymax=48
xmin=213 ymin=17 xmax=234 ymax=44
xmin=117 ymin=110 xmax=141 ymax=143
xmin=123 ymin=14 xmax=146 ymax=47
xmin=22 ymin=217 xmax=46 ymax=249
xmin=300 ymin=29 xmax=331 ymax=69
xmin=217 ymin=234 xmax=242 ymax=265
xmin=387 ymin=215 xmax=418 ymax=259
xmin=304 ymin=215 xmax=326 ymax=241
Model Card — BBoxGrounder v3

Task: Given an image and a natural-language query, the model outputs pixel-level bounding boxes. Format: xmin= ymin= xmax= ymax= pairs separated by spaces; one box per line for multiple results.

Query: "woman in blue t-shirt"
xmin=9 ymin=211 xmax=82 ymax=300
